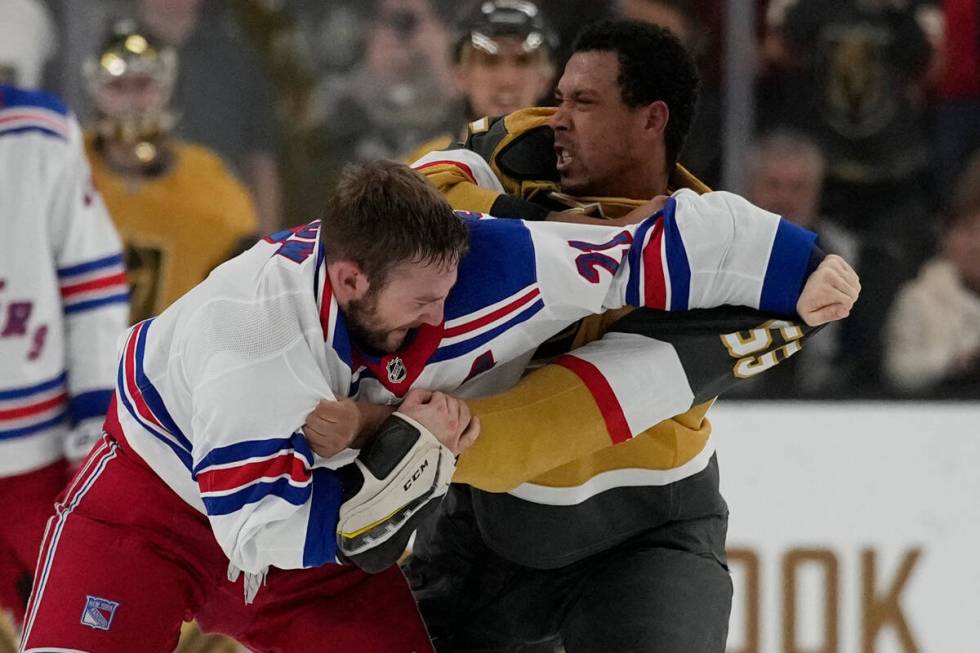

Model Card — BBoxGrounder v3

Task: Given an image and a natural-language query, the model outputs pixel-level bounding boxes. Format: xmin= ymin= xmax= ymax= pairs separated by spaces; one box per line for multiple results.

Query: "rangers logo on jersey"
xmin=81 ymin=595 xmax=120 ymax=630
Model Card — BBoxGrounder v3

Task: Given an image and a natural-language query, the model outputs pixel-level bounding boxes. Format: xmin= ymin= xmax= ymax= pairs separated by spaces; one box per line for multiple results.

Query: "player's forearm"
xmin=302 ymin=398 xmax=395 ymax=457
xmin=612 ymin=190 xmax=819 ymax=315
xmin=457 ymin=307 xmax=826 ymax=493
xmin=454 ymin=364 xmax=624 ymax=492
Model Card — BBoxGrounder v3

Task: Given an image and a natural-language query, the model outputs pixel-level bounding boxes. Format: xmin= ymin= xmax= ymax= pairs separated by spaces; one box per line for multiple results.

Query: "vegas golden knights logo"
xmin=816 ymin=24 xmax=894 ymax=139
xmin=125 ymin=242 xmax=166 ymax=324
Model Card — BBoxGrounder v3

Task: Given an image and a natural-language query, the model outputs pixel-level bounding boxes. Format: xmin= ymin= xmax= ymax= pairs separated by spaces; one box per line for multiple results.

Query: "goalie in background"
xmin=82 ymin=19 xmax=258 ymax=326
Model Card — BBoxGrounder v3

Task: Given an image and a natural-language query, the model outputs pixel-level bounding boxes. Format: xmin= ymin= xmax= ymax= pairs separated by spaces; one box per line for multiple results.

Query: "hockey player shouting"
xmin=21 ymin=159 xmax=855 ymax=652
xmin=407 ymin=20 xmax=860 ymax=653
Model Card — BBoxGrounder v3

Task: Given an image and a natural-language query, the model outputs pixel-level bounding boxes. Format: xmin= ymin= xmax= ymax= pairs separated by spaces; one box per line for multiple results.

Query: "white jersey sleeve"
xmin=184 ymin=298 xmax=344 ymax=574
xmin=435 ymin=149 xmax=817 ymax=319
xmin=114 ymin=242 xmax=351 ymax=575
xmin=523 ymin=189 xmax=817 ymax=319
xmin=52 ymin=115 xmax=129 ymax=429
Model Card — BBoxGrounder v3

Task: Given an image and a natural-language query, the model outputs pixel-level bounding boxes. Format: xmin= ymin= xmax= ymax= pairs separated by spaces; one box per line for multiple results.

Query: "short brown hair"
xmin=321 ymin=160 xmax=469 ymax=285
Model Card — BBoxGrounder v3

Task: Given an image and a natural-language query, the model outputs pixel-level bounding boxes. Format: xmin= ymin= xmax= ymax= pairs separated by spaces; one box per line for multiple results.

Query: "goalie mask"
xmin=83 ymin=19 xmax=177 ymax=160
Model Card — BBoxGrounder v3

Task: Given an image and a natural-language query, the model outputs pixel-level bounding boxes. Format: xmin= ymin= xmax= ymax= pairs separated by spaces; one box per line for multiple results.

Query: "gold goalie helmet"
xmin=83 ymin=19 xmax=177 ymax=158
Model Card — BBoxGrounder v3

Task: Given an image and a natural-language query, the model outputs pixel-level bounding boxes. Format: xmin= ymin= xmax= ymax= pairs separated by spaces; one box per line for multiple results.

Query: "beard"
xmin=345 ymin=292 xmax=406 ymax=354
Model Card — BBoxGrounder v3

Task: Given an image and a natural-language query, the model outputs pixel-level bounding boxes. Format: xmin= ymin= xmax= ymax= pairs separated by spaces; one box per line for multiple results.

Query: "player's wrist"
xmin=350 ymin=401 xmax=395 ymax=448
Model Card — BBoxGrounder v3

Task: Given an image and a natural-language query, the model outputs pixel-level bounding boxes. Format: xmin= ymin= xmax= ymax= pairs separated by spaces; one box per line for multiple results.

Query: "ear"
xmin=642 ymin=100 xmax=670 ymax=139
xmin=329 ymin=260 xmax=370 ymax=303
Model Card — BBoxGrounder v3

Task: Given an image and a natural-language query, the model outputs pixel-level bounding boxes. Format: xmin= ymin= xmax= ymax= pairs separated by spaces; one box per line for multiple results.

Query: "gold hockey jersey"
xmin=85 ymin=136 xmax=258 ymax=323
xmin=415 ymin=108 xmax=816 ymax=566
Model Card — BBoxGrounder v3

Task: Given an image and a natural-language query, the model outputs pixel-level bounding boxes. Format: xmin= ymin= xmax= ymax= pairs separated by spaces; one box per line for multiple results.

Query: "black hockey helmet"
xmin=453 ymin=0 xmax=558 ymax=62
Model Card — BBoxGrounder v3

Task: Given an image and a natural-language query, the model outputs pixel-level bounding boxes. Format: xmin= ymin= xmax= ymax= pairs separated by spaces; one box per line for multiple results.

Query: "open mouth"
xmin=555 ymin=144 xmax=573 ymax=171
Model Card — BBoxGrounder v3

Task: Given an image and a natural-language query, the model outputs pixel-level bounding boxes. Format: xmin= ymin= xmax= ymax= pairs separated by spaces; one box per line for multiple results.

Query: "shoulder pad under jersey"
xmin=464 ymin=107 xmax=560 ymax=193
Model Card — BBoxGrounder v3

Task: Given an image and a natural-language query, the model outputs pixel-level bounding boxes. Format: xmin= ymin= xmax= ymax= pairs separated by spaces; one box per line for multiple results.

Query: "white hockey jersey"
xmin=0 ymin=85 xmax=128 ymax=476
xmin=107 ymin=191 xmax=817 ymax=574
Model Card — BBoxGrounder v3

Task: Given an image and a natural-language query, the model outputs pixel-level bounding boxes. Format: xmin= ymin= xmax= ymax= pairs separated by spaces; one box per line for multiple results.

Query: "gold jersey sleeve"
xmin=404 ymin=133 xmax=454 ymax=166
xmin=85 ymin=136 xmax=258 ymax=323
xmin=414 ymin=160 xmax=501 ymax=215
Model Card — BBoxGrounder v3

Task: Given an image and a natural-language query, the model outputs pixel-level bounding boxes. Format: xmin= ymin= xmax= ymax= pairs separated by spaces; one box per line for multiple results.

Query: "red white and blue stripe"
xmin=193 ymin=434 xmax=342 ymax=566
xmin=116 ymin=319 xmax=193 ymax=469
xmin=625 ymin=199 xmax=691 ymax=311
xmin=58 ymin=253 xmax=129 ymax=315
xmin=433 ymin=282 xmax=544 ymax=362
xmin=0 ymin=85 xmax=69 ymax=141
xmin=194 ymin=435 xmax=315 ymax=516
xmin=315 ymin=242 xmax=352 ymax=368
xmin=0 ymin=372 xmax=68 ymax=442
xmin=432 ymin=217 xmax=542 ymax=362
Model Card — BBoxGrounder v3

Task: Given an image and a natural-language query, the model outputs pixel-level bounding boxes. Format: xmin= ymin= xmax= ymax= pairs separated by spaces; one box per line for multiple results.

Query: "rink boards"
xmin=713 ymin=401 xmax=980 ymax=653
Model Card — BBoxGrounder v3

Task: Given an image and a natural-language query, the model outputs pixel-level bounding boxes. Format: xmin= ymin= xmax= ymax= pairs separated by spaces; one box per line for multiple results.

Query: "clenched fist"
xmin=303 ymin=398 xmax=394 ymax=459
xmin=303 ymin=398 xmax=362 ymax=459
xmin=398 ymin=388 xmax=480 ymax=456
xmin=796 ymin=254 xmax=861 ymax=326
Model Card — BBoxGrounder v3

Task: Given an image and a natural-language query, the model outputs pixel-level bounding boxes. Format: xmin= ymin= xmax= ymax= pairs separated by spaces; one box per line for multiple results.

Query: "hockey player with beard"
xmin=0 ymin=83 xmax=128 ymax=631
xmin=20 ymin=157 xmax=855 ymax=652
xmin=407 ymin=20 xmax=860 ymax=652
xmin=82 ymin=20 xmax=258 ymax=325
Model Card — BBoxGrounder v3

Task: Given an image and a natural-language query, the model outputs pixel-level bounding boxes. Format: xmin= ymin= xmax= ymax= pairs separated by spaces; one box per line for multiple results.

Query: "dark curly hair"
xmin=572 ymin=20 xmax=701 ymax=169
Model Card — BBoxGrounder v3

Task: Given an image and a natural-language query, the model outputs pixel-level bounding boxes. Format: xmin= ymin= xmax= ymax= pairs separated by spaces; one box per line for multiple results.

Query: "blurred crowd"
xmin=3 ymin=0 xmax=979 ymax=400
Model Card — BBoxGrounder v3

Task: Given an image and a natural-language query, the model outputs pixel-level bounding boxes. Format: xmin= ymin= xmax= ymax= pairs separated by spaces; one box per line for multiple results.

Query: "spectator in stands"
xmin=742 ymin=129 xmax=857 ymax=396
xmin=303 ymin=0 xmax=459 ymax=212
xmin=934 ymin=0 xmax=980 ymax=193
xmin=0 ymin=0 xmax=58 ymax=88
xmin=760 ymin=0 xmax=937 ymax=269
xmin=81 ymin=20 xmax=258 ymax=325
xmin=884 ymin=150 xmax=980 ymax=397
xmin=137 ymin=0 xmax=282 ymax=233
xmin=314 ymin=0 xmax=458 ymax=160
